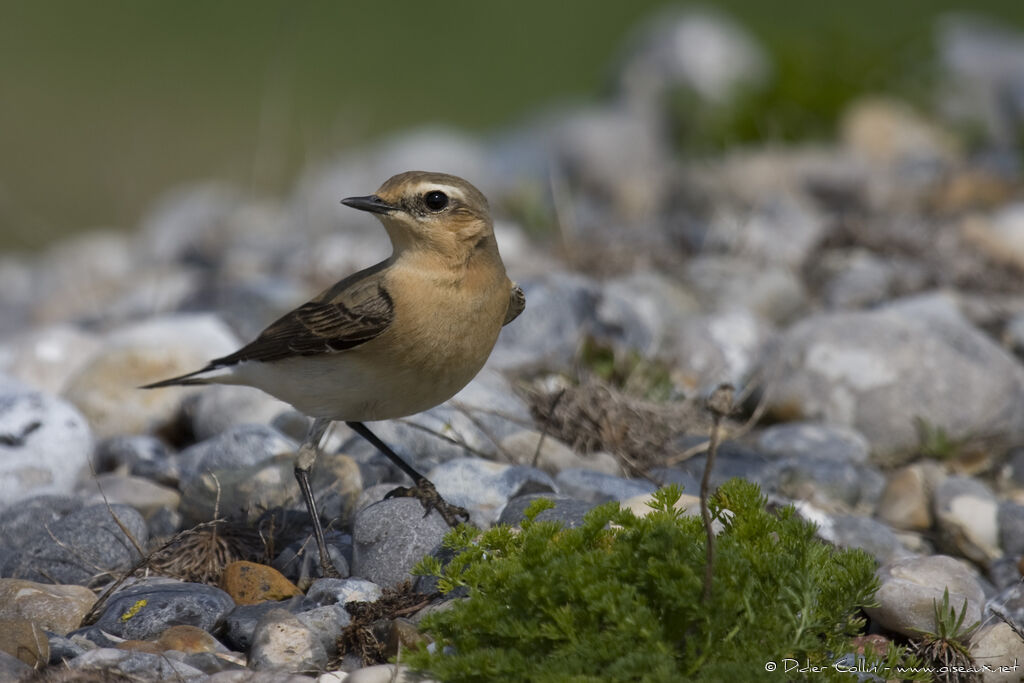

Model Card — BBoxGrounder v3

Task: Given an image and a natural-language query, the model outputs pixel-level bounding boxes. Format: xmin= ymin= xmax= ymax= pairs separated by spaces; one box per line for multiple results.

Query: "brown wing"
xmin=503 ymin=283 xmax=525 ymax=326
xmin=212 ymin=261 xmax=394 ymax=366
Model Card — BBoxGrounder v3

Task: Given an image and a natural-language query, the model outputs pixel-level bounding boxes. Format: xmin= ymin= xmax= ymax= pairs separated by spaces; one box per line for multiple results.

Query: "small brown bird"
xmin=144 ymin=171 xmax=525 ymax=576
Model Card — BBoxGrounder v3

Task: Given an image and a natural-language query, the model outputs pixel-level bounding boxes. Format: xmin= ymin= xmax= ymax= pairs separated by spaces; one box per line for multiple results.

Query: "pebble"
xmin=0 ymin=579 xmax=96 ymax=635
xmin=222 ymin=599 xmax=306 ymax=652
xmin=969 ymin=620 xmax=1024 ymax=682
xmin=0 ymin=503 xmax=148 ymax=585
xmin=295 ymin=604 xmax=350 ymax=658
xmin=88 ymin=579 xmax=234 ymax=641
xmin=665 ymin=309 xmax=771 ymax=394
xmin=682 ymin=255 xmax=808 ymax=324
xmin=190 ymin=384 xmax=295 ymax=442
xmin=498 ymin=493 xmax=598 ymax=528
xmin=248 ymin=608 xmax=328 ymax=672
xmin=933 ymin=475 xmax=1001 ymax=563
xmin=429 ymin=456 xmax=556 ymax=527
xmin=94 ymin=434 xmax=177 ymax=484
xmin=177 ymin=423 xmax=297 ymax=486
xmin=875 ymin=464 xmax=935 ymax=531
xmin=221 ymin=561 xmax=302 ymax=605
xmin=75 ymin=472 xmax=181 ymax=518
xmin=0 ymin=381 xmax=94 ymax=505
xmin=0 ymin=324 xmax=101 ymax=395
xmin=866 ymin=555 xmax=985 ymax=637
xmin=272 ymin=531 xmax=351 ymax=586
xmin=344 ymin=663 xmax=437 ymax=683
xmin=0 ymin=616 xmax=49 ymax=667
xmin=756 ymin=421 xmax=870 ymax=464
xmin=156 ymin=624 xmax=226 ymax=654
xmin=0 ymin=650 xmax=30 ymax=680
xmin=67 ymin=646 xmax=208 ymax=681
xmin=61 ymin=314 xmax=240 ymax=438
xmin=351 ymin=498 xmax=450 ymax=589
xmin=499 ymin=430 xmax=621 ymax=477
xmin=554 ymin=468 xmax=657 ymax=503
xmin=999 ymin=502 xmax=1024 ymax=556
xmin=816 ymin=513 xmax=913 ymax=564
xmin=989 ymin=583 xmax=1024 ymax=634
xmin=307 ymin=578 xmax=383 ymax=606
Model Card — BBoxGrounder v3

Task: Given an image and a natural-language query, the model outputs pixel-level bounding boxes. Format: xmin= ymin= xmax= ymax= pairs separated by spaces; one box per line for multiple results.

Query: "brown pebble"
xmin=115 ymin=639 xmax=163 ymax=654
xmin=156 ymin=624 xmax=221 ymax=654
xmin=0 ymin=617 xmax=49 ymax=667
xmin=220 ymin=560 xmax=301 ymax=605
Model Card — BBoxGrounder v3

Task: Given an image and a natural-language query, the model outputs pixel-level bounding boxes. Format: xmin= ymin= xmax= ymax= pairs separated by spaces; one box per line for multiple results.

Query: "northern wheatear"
xmin=144 ymin=171 xmax=525 ymax=576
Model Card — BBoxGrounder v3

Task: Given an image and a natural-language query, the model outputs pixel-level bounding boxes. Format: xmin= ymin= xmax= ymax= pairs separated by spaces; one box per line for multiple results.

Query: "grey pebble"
xmin=248 ymin=607 xmax=328 ymax=672
xmin=177 ymin=423 xmax=297 ymax=486
xmin=87 ymin=578 xmax=234 ymax=641
xmin=351 ymin=498 xmax=449 ymax=589
xmin=67 ymin=647 xmax=207 ymax=681
xmin=430 ymin=456 xmax=556 ymax=527
xmin=498 ymin=493 xmax=599 ymax=528
xmin=553 ymin=468 xmax=656 ymax=503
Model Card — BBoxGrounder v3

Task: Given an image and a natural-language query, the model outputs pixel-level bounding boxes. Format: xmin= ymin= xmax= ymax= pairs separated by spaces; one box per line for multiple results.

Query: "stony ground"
xmin=4 ymin=8 xmax=1024 ymax=683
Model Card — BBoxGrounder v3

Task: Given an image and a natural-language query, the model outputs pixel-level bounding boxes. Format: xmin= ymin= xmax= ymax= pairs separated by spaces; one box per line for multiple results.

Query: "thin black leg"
xmin=293 ymin=417 xmax=340 ymax=578
xmin=346 ymin=421 xmax=470 ymax=527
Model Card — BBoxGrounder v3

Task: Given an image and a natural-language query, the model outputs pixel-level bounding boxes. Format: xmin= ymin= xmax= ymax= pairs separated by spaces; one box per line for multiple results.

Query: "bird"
xmin=143 ymin=171 xmax=525 ymax=577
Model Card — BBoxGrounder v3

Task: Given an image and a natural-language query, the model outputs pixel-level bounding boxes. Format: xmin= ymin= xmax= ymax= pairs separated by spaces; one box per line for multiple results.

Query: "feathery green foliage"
xmin=407 ymin=480 xmax=926 ymax=681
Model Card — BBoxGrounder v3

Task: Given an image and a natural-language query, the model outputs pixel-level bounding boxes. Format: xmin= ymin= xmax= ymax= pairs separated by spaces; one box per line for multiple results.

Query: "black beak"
xmin=341 ymin=194 xmax=397 ymax=215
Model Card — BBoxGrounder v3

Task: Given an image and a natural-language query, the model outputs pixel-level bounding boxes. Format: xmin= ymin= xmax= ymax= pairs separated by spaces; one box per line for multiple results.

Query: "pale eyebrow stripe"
xmin=411 ymin=183 xmax=466 ymax=202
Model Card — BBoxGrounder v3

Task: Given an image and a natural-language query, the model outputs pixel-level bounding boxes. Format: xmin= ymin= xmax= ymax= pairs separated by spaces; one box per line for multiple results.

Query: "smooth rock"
xmin=554 ymin=468 xmax=656 ymax=503
xmin=180 ymin=451 xmax=361 ymax=526
xmin=970 ymin=620 xmax=1024 ymax=682
xmin=0 ymin=503 xmax=147 ymax=584
xmin=156 ymin=624 xmax=226 ymax=654
xmin=683 ymin=256 xmax=808 ymax=324
xmin=498 ymin=493 xmax=598 ymax=529
xmin=351 ymin=499 xmax=449 ymax=588
xmin=768 ymin=458 xmax=884 ymax=514
xmin=248 ymin=608 xmax=328 ymax=672
xmin=0 ymin=579 xmax=96 ymax=635
xmin=62 ymin=314 xmax=240 ymax=438
xmin=0 ymin=616 xmax=49 ymax=667
xmin=68 ymin=646 xmax=207 ymax=681
xmin=934 ymin=476 xmax=1001 ymax=564
xmin=429 ymin=457 xmax=556 ymax=527
xmin=94 ymin=434 xmax=177 ymax=484
xmin=816 ymin=514 xmax=913 ymax=565
xmin=865 ymin=555 xmax=985 ymax=637
xmin=177 ymin=423 xmax=297 ymax=486
xmin=989 ymin=583 xmax=1024 ymax=634
xmin=876 ymin=464 xmax=934 ymax=531
xmin=89 ymin=579 xmax=234 ymax=641
xmin=272 ymin=531 xmax=351 ymax=587
xmin=596 ymin=271 xmax=700 ymax=356
xmin=0 ymin=382 xmax=93 ymax=505
xmin=665 ymin=309 xmax=771 ymax=394
xmin=75 ymin=472 xmax=181 ymax=518
xmin=499 ymin=430 xmax=620 ymax=476
xmin=998 ymin=502 xmax=1024 ymax=556
xmin=0 ymin=324 xmax=101 ymax=395
xmin=221 ymin=561 xmax=301 ymax=605
xmin=307 ymin=578 xmax=382 ymax=606
xmin=0 ymin=649 xmax=30 ymax=680
xmin=759 ymin=309 xmax=1024 ymax=455
xmin=0 ymin=494 xmax=82 ymax=547
xmin=756 ymin=421 xmax=870 ymax=464
xmin=222 ymin=599 xmax=307 ymax=652
xmin=345 ymin=663 xmax=438 ymax=683
xmin=190 ymin=385 xmax=295 ymax=442
xmin=295 ymin=604 xmax=350 ymax=658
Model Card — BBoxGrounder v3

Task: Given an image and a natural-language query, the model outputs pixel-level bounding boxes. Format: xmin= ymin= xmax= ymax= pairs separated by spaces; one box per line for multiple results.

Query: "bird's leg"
xmin=294 ymin=417 xmax=341 ymax=578
xmin=346 ymin=421 xmax=470 ymax=527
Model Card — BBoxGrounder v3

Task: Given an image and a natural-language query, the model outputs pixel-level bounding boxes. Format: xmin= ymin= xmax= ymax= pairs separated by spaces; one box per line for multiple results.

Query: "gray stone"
xmin=998 ymin=502 xmax=1024 ymax=556
xmin=866 ymin=555 xmax=985 ymax=638
xmin=69 ymin=646 xmax=207 ymax=681
xmin=429 ymin=457 xmax=556 ymax=527
xmin=756 ymin=421 xmax=870 ymax=464
xmin=498 ymin=493 xmax=599 ymax=528
xmin=0 ymin=324 xmax=101 ymax=396
xmin=0 ymin=382 xmax=93 ymax=505
xmin=1 ymin=503 xmax=147 ymax=584
xmin=499 ymin=430 xmax=620 ymax=477
xmin=248 ymin=607 xmax=328 ymax=672
xmin=46 ymin=633 xmax=91 ymax=664
xmin=988 ymin=582 xmax=1024 ymax=635
xmin=554 ymin=469 xmax=656 ymax=503
xmin=934 ymin=476 xmax=1001 ymax=564
xmin=969 ymin=619 xmax=1024 ymax=683
xmin=876 ymin=464 xmax=937 ymax=532
xmin=596 ymin=272 xmax=700 ymax=357
xmin=177 ymin=423 xmax=297 ymax=486
xmin=768 ymin=459 xmax=885 ymax=514
xmin=819 ymin=249 xmax=899 ymax=310
xmin=272 ymin=531 xmax=351 ymax=586
xmin=295 ymin=604 xmax=350 ymax=657
xmin=307 ymin=578 xmax=382 ymax=606
xmin=488 ymin=272 xmax=600 ymax=371
xmin=190 ymin=384 xmax=294 ymax=442
xmin=75 ymin=472 xmax=181 ymax=518
xmin=759 ymin=309 xmax=1024 ymax=455
xmin=351 ymin=499 xmax=450 ymax=588
xmin=665 ymin=309 xmax=772 ymax=394
xmin=345 ymin=663 xmax=436 ymax=683
xmin=89 ymin=579 xmax=234 ymax=641
xmin=987 ymin=556 xmax=1022 ymax=592
xmin=657 ymin=438 xmax=773 ymax=491
xmin=94 ymin=434 xmax=177 ymax=485
xmin=683 ymin=256 xmax=808 ymax=324
xmin=0 ymin=494 xmax=82 ymax=547
xmin=222 ymin=598 xmax=307 ymax=652
xmin=816 ymin=514 xmax=913 ymax=565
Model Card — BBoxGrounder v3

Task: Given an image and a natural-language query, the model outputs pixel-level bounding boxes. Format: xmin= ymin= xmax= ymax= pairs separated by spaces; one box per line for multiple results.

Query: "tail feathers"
xmin=139 ymin=364 xmax=223 ymax=389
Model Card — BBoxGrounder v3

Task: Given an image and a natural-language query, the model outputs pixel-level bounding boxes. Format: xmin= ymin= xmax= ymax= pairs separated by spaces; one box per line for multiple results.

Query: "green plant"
xmin=910 ymin=587 xmax=981 ymax=682
xmin=407 ymin=480 xmax=926 ymax=681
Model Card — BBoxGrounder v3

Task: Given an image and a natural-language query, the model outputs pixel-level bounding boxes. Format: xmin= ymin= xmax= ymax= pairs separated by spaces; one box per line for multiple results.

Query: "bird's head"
xmin=342 ymin=171 xmax=494 ymax=259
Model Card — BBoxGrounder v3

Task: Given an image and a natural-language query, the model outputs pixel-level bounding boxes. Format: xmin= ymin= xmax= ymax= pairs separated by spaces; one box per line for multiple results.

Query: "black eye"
xmin=423 ymin=190 xmax=449 ymax=212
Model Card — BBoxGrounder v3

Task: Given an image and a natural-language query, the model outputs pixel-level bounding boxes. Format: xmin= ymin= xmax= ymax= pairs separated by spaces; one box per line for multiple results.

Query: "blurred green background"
xmin=1 ymin=0 xmax=1022 ymax=250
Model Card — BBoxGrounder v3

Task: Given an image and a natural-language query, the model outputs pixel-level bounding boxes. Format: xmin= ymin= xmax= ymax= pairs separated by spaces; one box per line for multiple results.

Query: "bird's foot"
xmin=385 ymin=478 xmax=470 ymax=527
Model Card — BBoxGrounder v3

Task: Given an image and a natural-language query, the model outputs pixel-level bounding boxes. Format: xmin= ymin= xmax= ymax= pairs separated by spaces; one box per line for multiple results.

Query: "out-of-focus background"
xmin=3 ymin=0 xmax=1022 ymax=250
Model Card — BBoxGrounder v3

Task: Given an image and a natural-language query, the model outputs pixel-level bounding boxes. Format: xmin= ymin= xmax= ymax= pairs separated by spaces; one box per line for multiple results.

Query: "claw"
xmin=385 ymin=478 xmax=469 ymax=527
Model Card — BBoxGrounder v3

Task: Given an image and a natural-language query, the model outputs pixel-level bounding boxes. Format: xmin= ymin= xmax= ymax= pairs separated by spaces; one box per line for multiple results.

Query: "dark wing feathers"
xmin=503 ymin=284 xmax=525 ymax=326
xmin=212 ymin=264 xmax=394 ymax=366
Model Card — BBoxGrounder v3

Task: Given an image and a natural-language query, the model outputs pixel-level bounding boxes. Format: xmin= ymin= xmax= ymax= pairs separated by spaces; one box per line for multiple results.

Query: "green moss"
xmin=408 ymin=480 xmax=926 ymax=681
